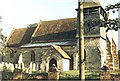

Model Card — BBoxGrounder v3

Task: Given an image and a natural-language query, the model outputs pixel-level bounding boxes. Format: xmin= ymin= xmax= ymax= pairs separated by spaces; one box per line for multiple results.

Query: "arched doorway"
xmin=49 ymin=58 xmax=57 ymax=69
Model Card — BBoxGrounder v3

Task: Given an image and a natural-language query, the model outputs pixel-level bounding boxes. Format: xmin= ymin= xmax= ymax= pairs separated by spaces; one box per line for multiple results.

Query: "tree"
xmin=0 ymin=16 xmax=2 ymax=24
xmin=105 ymin=2 xmax=120 ymax=12
xmin=85 ymin=2 xmax=120 ymax=31
xmin=27 ymin=23 xmax=38 ymax=28
xmin=0 ymin=34 xmax=8 ymax=55
xmin=0 ymin=34 xmax=13 ymax=62
xmin=104 ymin=2 xmax=120 ymax=31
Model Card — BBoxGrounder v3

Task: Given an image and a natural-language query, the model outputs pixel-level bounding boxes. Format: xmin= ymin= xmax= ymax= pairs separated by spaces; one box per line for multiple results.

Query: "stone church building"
xmin=5 ymin=0 xmax=119 ymax=72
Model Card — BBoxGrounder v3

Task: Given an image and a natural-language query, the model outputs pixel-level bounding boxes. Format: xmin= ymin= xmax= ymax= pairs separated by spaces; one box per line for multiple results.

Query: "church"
xmin=5 ymin=0 xmax=119 ymax=72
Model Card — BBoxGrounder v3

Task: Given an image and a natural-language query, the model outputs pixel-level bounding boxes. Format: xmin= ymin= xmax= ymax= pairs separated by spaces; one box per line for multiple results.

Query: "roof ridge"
xmin=32 ymin=20 xmax=42 ymax=37
xmin=15 ymin=27 xmax=28 ymax=30
xmin=41 ymin=17 xmax=76 ymax=22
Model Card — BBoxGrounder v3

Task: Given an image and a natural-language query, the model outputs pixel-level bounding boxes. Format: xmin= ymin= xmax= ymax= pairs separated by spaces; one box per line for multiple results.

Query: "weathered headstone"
xmin=9 ymin=63 xmax=14 ymax=72
xmin=18 ymin=53 xmax=24 ymax=70
xmin=28 ymin=68 xmax=32 ymax=74
xmin=15 ymin=64 xmax=18 ymax=68
xmin=33 ymin=62 xmax=36 ymax=71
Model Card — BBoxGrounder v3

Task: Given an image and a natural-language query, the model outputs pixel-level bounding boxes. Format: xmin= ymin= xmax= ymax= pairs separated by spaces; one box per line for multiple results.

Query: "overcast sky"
xmin=0 ymin=0 xmax=119 ymax=36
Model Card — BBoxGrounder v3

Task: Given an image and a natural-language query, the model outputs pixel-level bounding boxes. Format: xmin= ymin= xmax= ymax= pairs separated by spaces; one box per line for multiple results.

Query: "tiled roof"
xmin=6 ymin=27 xmax=36 ymax=47
xmin=32 ymin=18 xmax=77 ymax=42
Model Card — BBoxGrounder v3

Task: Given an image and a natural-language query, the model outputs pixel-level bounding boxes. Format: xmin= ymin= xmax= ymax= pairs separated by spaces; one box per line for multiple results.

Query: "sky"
xmin=0 ymin=0 xmax=119 ymax=37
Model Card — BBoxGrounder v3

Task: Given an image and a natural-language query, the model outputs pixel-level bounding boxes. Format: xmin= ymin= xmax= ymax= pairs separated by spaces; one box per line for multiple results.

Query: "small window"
xmin=0 ymin=55 xmax=3 ymax=62
xmin=84 ymin=49 xmax=86 ymax=61
xmin=10 ymin=49 xmax=14 ymax=58
xmin=31 ymin=50 xmax=35 ymax=61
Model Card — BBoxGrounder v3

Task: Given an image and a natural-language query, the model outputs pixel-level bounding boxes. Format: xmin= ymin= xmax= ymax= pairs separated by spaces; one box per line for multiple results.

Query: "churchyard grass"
xmin=59 ymin=70 xmax=120 ymax=80
xmin=59 ymin=70 xmax=100 ymax=80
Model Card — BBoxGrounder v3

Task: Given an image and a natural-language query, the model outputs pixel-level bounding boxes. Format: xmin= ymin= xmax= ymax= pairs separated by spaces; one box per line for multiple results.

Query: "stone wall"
xmin=41 ymin=47 xmax=63 ymax=72
xmin=84 ymin=37 xmax=101 ymax=70
xmin=3 ymin=37 xmax=102 ymax=71
xmin=84 ymin=12 xmax=100 ymax=35
xmin=112 ymin=39 xmax=119 ymax=70
xmin=84 ymin=37 xmax=100 ymax=47
xmin=85 ymin=46 xmax=101 ymax=70
xmin=106 ymin=37 xmax=113 ymax=69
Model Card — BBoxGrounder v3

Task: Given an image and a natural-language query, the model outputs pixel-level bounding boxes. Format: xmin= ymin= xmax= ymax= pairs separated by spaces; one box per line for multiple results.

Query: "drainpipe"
xmin=77 ymin=0 xmax=85 ymax=80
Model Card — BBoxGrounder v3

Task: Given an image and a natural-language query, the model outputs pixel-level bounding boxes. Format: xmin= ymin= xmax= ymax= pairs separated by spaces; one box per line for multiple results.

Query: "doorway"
xmin=49 ymin=58 xmax=57 ymax=69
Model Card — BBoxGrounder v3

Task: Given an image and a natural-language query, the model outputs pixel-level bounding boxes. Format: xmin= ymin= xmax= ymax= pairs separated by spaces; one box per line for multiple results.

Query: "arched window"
xmin=31 ymin=50 xmax=35 ymax=61
xmin=0 ymin=55 xmax=3 ymax=62
xmin=84 ymin=49 xmax=86 ymax=61
xmin=10 ymin=49 xmax=14 ymax=58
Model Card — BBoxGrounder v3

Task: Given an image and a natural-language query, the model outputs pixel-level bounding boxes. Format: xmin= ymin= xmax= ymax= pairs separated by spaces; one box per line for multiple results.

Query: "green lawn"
xmin=60 ymin=70 xmax=100 ymax=80
xmin=60 ymin=70 xmax=120 ymax=80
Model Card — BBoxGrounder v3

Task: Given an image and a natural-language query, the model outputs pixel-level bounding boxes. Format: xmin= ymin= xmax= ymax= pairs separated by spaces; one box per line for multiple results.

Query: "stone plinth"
xmin=48 ymin=64 xmax=59 ymax=80
xmin=100 ymin=70 xmax=111 ymax=80
xmin=13 ymin=69 xmax=22 ymax=79
xmin=48 ymin=72 xmax=59 ymax=80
